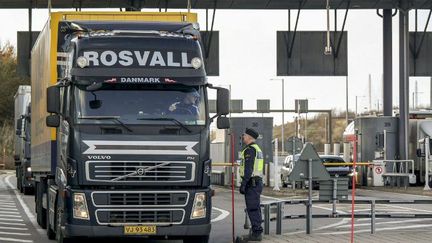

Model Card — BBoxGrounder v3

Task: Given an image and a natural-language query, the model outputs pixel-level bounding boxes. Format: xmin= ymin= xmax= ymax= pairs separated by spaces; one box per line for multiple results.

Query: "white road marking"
xmin=335 ymin=218 xmax=431 ymax=228
xmin=359 ymin=189 xmax=432 ymax=199
xmin=0 ymin=208 xmax=18 ymax=211
xmin=0 ymin=230 xmax=31 ymax=236
xmin=0 ymin=210 xmax=20 ymax=215
xmin=0 ymin=202 xmax=15 ymax=205
xmin=0 ymin=211 xmax=19 ymax=215
xmin=283 ymin=218 xmax=350 ymax=235
xmin=211 ymin=207 xmax=230 ymax=222
xmin=312 ymin=205 xmax=346 ymax=214
xmin=319 ymin=223 xmax=432 ymax=235
xmin=260 ymin=195 xmax=284 ymax=201
xmin=357 ymin=218 xmax=385 ymax=222
xmin=0 ymin=236 xmax=33 ymax=243
xmin=0 ymin=205 xmax=18 ymax=209
xmin=0 ymin=222 xmax=26 ymax=226
xmin=4 ymin=175 xmax=45 ymax=235
xmin=0 ymin=226 xmax=29 ymax=231
xmin=0 ymin=214 xmax=22 ymax=218
xmin=385 ymin=204 xmax=432 ymax=214
xmin=0 ymin=218 xmax=24 ymax=222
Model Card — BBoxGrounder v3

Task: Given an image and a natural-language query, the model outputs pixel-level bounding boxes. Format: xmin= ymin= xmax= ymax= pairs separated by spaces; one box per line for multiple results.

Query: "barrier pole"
xmin=276 ymin=202 xmax=283 ymax=234
xmin=264 ymin=204 xmax=270 ymax=235
xmin=231 ymin=133 xmax=235 ymax=243
xmin=351 ymin=133 xmax=358 ymax=243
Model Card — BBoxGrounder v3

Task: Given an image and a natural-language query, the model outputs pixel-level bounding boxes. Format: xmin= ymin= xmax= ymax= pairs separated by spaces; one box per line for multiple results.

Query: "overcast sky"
xmin=0 ymin=8 xmax=431 ymax=124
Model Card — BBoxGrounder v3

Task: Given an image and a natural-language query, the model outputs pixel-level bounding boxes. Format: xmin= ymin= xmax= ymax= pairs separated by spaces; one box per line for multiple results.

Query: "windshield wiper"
xmin=137 ymin=117 xmax=191 ymax=133
xmin=79 ymin=116 xmax=133 ymax=132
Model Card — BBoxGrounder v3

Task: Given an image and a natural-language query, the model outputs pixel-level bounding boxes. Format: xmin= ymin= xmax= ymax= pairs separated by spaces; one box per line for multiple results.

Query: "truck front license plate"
xmin=124 ymin=225 xmax=156 ymax=235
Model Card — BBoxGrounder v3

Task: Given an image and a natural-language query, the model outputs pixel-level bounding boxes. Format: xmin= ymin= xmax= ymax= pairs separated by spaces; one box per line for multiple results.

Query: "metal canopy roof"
xmin=0 ymin=0 xmax=431 ymax=10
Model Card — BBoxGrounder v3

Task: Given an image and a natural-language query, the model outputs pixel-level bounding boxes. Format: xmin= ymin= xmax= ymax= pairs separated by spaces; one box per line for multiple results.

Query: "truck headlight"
xmin=76 ymin=56 xmax=88 ymax=68
xmin=26 ymin=167 xmax=31 ymax=172
xmin=191 ymin=57 xmax=202 ymax=69
xmin=191 ymin=192 xmax=206 ymax=219
xmin=73 ymin=193 xmax=90 ymax=220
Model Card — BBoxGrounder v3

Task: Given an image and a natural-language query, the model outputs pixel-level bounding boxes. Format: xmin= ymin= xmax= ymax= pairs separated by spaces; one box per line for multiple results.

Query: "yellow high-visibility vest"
xmin=239 ymin=143 xmax=264 ymax=178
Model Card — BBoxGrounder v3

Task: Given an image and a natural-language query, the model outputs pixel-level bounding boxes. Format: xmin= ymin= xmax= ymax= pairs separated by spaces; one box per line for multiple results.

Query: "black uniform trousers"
xmin=245 ymin=179 xmax=263 ymax=235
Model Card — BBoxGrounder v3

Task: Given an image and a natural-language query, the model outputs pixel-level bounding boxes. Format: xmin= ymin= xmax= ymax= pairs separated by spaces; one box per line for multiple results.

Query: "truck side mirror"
xmin=216 ymin=88 xmax=229 ymax=116
xmin=47 ymin=86 xmax=60 ymax=114
xmin=16 ymin=118 xmax=23 ymax=135
xmin=46 ymin=114 xmax=60 ymax=127
xmin=217 ymin=116 xmax=230 ymax=129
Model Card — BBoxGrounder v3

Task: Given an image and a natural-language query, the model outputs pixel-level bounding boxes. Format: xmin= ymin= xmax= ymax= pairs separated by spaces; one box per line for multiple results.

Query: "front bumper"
xmin=64 ymin=188 xmax=212 ymax=238
xmin=64 ymin=223 xmax=211 ymax=238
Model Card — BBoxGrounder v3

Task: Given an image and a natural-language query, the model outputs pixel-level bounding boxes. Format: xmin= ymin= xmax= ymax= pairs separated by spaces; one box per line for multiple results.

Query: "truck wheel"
xmin=281 ymin=175 xmax=288 ymax=188
xmin=183 ymin=235 xmax=209 ymax=243
xmin=56 ymin=198 xmax=72 ymax=243
xmin=36 ymin=180 xmax=47 ymax=229
xmin=17 ymin=173 xmax=23 ymax=193
xmin=46 ymin=199 xmax=55 ymax=240
xmin=23 ymin=187 xmax=33 ymax=195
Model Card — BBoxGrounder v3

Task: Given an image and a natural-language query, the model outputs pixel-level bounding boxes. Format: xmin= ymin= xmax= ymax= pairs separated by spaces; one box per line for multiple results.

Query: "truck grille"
xmin=95 ymin=209 xmax=185 ymax=225
xmin=91 ymin=191 xmax=189 ymax=207
xmin=85 ymin=161 xmax=195 ymax=183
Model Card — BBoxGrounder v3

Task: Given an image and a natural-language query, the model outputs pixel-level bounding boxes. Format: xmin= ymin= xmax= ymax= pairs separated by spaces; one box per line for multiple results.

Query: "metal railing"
xmin=260 ymin=199 xmax=432 ymax=235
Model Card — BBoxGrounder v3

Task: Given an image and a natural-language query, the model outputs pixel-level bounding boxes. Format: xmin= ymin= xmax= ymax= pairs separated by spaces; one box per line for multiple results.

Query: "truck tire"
xmin=23 ymin=186 xmax=33 ymax=195
xmin=55 ymin=197 xmax=73 ymax=243
xmin=17 ymin=171 xmax=23 ymax=193
xmin=183 ymin=235 xmax=209 ymax=243
xmin=46 ymin=197 xmax=55 ymax=240
xmin=36 ymin=180 xmax=47 ymax=229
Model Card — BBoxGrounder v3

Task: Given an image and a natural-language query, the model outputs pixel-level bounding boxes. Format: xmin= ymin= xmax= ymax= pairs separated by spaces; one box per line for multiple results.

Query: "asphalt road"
xmin=2 ymin=170 xmax=432 ymax=243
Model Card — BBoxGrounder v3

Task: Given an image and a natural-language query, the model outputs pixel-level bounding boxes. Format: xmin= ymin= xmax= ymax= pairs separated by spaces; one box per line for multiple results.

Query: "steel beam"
xmin=399 ymin=9 xmax=410 ymax=160
xmin=383 ymin=9 xmax=392 ymax=116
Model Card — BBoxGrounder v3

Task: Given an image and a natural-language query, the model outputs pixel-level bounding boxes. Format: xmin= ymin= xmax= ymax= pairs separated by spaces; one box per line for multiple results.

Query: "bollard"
xmin=332 ymin=178 xmax=337 ymax=217
xmin=371 ymin=200 xmax=376 ymax=234
xmin=324 ymin=144 xmax=331 ymax=155
xmin=343 ymin=142 xmax=350 ymax=162
xmin=333 ymin=143 xmax=341 ymax=156
xmin=264 ymin=204 xmax=270 ymax=235
xmin=276 ymin=202 xmax=283 ymax=234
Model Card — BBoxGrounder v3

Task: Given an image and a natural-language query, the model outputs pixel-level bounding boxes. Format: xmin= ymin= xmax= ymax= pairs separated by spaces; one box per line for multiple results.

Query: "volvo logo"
xmin=136 ymin=167 xmax=145 ymax=176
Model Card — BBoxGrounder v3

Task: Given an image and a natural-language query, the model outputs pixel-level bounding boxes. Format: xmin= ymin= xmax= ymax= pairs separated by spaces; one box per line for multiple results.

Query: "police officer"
xmin=239 ymin=128 xmax=264 ymax=241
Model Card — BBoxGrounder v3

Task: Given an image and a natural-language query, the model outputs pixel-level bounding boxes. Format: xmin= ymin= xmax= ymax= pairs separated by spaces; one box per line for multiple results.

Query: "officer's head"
xmin=243 ymin=128 xmax=259 ymax=145
xmin=183 ymin=90 xmax=200 ymax=105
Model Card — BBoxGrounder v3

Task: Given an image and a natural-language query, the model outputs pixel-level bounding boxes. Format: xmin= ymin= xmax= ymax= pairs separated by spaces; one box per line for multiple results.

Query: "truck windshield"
xmin=74 ymin=83 xmax=206 ymax=126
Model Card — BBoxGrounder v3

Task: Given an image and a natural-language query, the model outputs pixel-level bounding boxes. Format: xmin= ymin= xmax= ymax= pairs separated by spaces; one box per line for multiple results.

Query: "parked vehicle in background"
xmin=281 ymin=154 xmax=353 ymax=188
xmin=280 ymin=154 xmax=300 ymax=187
xmin=14 ymin=85 xmax=33 ymax=195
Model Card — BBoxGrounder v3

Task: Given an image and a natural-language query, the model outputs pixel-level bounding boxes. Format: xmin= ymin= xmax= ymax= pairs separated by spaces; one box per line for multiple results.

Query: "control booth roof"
xmin=1 ymin=0 xmax=431 ymax=10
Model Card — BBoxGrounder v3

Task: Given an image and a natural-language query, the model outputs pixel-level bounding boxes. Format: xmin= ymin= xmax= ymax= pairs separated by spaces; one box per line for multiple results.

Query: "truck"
xmin=14 ymin=85 xmax=33 ymax=194
xmin=31 ymin=11 xmax=229 ymax=243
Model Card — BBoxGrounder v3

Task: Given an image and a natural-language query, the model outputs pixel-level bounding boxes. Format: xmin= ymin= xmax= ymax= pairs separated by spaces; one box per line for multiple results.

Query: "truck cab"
xmin=14 ymin=86 xmax=33 ymax=194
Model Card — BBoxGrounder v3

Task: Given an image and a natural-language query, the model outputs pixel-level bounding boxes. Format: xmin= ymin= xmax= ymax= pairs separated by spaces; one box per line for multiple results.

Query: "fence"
xmin=260 ymin=199 xmax=432 ymax=235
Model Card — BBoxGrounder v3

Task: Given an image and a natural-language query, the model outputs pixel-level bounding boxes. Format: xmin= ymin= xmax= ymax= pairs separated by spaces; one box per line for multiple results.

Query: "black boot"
xmin=248 ymin=232 xmax=262 ymax=242
xmin=235 ymin=235 xmax=250 ymax=243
